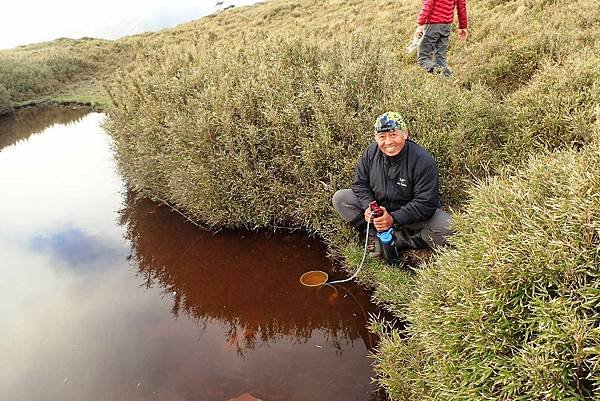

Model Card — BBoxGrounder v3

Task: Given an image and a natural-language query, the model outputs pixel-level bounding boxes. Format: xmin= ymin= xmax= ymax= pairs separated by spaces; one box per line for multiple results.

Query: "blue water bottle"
xmin=378 ymin=228 xmax=400 ymax=265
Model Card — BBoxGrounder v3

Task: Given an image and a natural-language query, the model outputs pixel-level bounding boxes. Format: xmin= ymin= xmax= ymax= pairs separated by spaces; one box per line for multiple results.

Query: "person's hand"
xmin=373 ymin=206 xmax=394 ymax=232
xmin=415 ymin=25 xmax=424 ymax=38
xmin=364 ymin=207 xmax=374 ymax=223
xmin=458 ymin=28 xmax=468 ymax=41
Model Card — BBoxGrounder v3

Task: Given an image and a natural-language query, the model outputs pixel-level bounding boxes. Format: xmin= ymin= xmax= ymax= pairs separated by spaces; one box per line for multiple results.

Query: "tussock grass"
xmin=373 ymin=140 xmax=600 ymax=400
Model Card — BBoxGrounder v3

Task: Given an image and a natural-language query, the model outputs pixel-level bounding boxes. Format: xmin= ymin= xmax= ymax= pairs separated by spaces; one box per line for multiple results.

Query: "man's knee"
xmin=419 ymin=209 xmax=453 ymax=248
xmin=332 ymin=188 xmax=363 ymax=221
xmin=332 ymin=189 xmax=348 ymax=213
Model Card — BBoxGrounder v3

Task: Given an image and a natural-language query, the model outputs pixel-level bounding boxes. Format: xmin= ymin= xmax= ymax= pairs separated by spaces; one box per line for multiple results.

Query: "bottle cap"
xmin=379 ymin=230 xmax=394 ymax=244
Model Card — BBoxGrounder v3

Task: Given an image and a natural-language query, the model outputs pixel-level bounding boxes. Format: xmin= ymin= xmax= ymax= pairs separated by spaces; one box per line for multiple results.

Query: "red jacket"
xmin=417 ymin=0 xmax=468 ymax=29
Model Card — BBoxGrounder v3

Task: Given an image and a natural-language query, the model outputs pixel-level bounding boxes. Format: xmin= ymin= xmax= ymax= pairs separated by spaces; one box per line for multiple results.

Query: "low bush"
xmin=504 ymin=49 xmax=600 ymax=157
xmin=0 ymin=59 xmax=57 ymax=102
xmin=106 ymin=33 xmax=391 ymax=250
xmin=373 ymin=140 xmax=600 ymax=400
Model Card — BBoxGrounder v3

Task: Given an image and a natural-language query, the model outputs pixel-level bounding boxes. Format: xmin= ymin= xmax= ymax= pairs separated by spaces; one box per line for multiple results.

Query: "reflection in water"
xmin=30 ymin=227 xmax=122 ymax=267
xmin=0 ymin=108 xmax=387 ymax=401
xmin=0 ymin=106 xmax=89 ymax=150
xmin=119 ymin=192 xmax=379 ymax=357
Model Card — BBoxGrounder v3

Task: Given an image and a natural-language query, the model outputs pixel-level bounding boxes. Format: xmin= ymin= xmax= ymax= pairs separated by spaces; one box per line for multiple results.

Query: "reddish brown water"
xmin=0 ymin=108 xmax=385 ymax=401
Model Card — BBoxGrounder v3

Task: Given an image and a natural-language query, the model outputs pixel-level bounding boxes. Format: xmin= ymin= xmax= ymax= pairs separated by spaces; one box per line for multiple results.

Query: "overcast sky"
xmin=0 ymin=0 xmax=262 ymax=50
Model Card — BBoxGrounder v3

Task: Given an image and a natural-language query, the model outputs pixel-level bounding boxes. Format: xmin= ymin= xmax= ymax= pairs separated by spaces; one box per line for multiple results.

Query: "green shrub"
xmin=46 ymin=55 xmax=90 ymax=82
xmin=373 ymin=140 xmax=600 ymax=400
xmin=504 ymin=49 xmax=600 ymax=157
xmin=0 ymin=59 xmax=57 ymax=101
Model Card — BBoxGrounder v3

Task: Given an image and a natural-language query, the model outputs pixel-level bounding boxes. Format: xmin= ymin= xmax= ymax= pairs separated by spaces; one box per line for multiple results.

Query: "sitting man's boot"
xmin=349 ymin=214 xmax=368 ymax=241
xmin=361 ymin=226 xmax=382 ymax=258
xmin=349 ymin=214 xmax=382 ymax=258
xmin=367 ymin=236 xmax=382 ymax=258
xmin=393 ymin=228 xmax=430 ymax=251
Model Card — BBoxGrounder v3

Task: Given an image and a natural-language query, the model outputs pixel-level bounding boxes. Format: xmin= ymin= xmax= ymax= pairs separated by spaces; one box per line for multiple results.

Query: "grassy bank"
xmin=0 ymin=35 xmax=153 ymax=112
xmin=3 ymin=0 xmax=600 ymax=399
xmin=373 ymin=139 xmax=600 ymax=400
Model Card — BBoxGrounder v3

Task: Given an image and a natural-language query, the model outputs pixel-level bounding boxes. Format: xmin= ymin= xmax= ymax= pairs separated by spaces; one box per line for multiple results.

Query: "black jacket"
xmin=351 ymin=140 xmax=441 ymax=226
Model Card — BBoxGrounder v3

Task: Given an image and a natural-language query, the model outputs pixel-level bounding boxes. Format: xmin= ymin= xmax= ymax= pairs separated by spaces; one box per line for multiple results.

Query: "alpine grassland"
xmin=3 ymin=0 xmax=600 ymax=399
xmin=373 ymin=139 xmax=600 ymax=400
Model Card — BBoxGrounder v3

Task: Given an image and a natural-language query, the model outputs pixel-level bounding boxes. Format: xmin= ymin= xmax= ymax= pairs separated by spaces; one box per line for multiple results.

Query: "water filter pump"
xmin=369 ymin=201 xmax=400 ymax=265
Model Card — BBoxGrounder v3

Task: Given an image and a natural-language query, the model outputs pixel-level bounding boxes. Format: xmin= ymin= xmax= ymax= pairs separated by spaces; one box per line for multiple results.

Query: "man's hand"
xmin=458 ymin=28 xmax=468 ymax=41
xmin=415 ymin=25 xmax=424 ymax=38
xmin=373 ymin=206 xmax=394 ymax=232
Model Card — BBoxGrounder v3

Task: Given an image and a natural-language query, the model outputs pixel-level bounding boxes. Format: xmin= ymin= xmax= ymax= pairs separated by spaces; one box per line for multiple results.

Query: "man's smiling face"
xmin=374 ymin=129 xmax=408 ymax=157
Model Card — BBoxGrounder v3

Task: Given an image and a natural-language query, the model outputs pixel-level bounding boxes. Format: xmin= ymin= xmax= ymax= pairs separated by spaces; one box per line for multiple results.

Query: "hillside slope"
xmin=2 ymin=0 xmax=598 ymax=110
xmin=2 ymin=1 xmax=600 ymax=399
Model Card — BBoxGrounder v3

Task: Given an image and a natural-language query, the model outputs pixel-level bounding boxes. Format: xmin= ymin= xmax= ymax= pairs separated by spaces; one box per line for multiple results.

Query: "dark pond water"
xmin=0 ymin=107 xmax=385 ymax=401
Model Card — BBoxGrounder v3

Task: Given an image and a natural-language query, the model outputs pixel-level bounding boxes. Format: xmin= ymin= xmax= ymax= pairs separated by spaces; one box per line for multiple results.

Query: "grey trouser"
xmin=417 ymin=23 xmax=452 ymax=75
xmin=332 ymin=189 xmax=453 ymax=248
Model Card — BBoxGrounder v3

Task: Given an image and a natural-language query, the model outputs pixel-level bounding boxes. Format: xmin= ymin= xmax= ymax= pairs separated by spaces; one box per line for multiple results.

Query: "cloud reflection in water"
xmin=30 ymin=227 xmax=120 ymax=267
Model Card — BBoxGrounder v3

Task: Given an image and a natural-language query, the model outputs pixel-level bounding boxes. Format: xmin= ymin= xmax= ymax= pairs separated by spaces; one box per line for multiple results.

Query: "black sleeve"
xmin=351 ymin=147 xmax=376 ymax=210
xmin=390 ymin=163 xmax=439 ymax=226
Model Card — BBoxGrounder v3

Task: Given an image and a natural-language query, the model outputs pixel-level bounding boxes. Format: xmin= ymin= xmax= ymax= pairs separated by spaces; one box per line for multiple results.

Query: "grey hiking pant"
xmin=417 ymin=23 xmax=452 ymax=75
xmin=332 ymin=189 xmax=453 ymax=248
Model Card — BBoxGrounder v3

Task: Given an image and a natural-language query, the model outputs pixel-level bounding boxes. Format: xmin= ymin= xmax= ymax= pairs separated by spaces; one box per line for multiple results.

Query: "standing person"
xmin=332 ymin=112 xmax=453 ymax=258
xmin=415 ymin=0 xmax=468 ymax=77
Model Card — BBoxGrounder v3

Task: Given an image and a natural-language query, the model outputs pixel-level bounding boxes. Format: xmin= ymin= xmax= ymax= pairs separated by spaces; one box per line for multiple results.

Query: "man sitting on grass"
xmin=332 ymin=111 xmax=452 ymax=258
